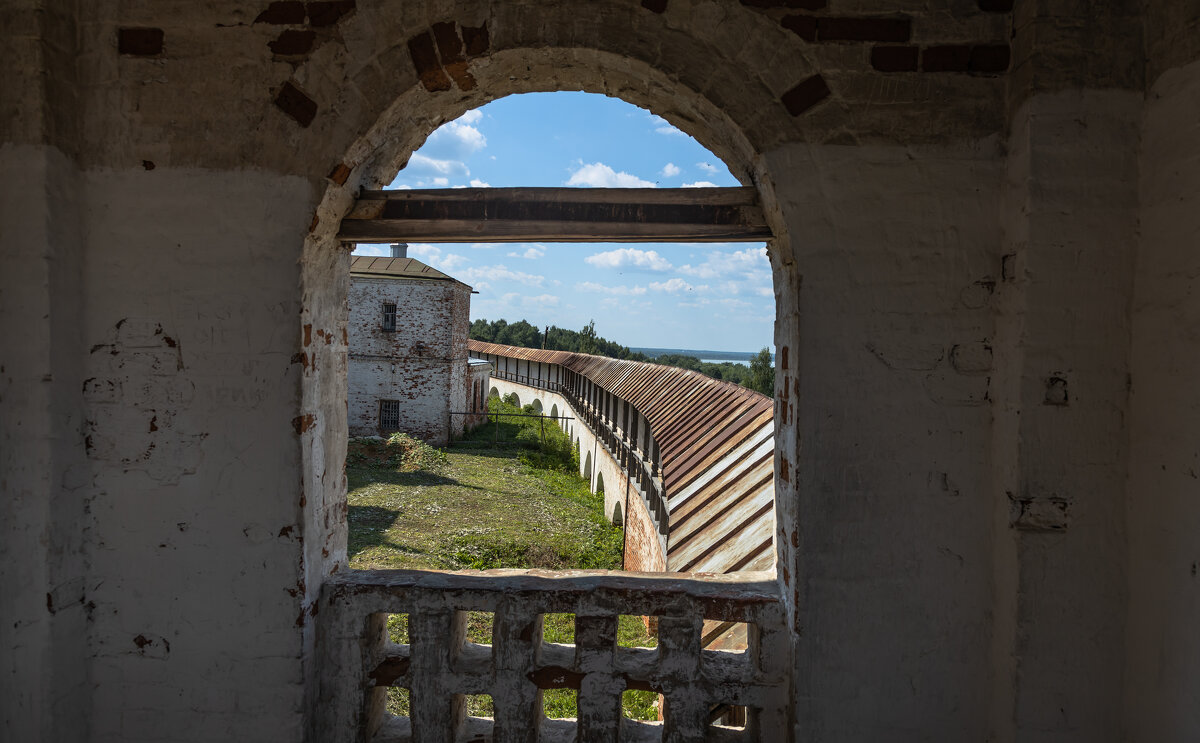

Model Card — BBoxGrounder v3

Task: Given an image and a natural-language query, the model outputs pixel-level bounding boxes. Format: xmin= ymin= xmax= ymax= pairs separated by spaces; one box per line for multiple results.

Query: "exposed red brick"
xmin=780 ymin=14 xmax=816 ymax=42
xmin=254 ymin=1 xmax=305 ymax=24
xmin=641 ymin=0 xmax=668 ymax=12
xmin=818 ymin=16 xmax=911 ymax=42
xmin=461 ymin=22 xmax=490 ymax=57
xmin=780 ymin=345 xmax=788 ymax=371
xmin=407 ymin=31 xmax=452 ymax=92
xmin=292 ymin=414 xmax=316 ymax=434
xmin=922 ymin=44 xmax=971 ymax=72
xmin=977 ymin=0 xmax=1013 ymax=10
xmin=309 ymin=213 xmax=320 ymax=232
xmin=118 ymin=28 xmax=164 ymax=56
xmin=306 ymin=0 xmax=355 ymax=26
xmin=742 ymin=0 xmax=826 ymax=8
xmin=970 ymin=44 xmax=1011 ymax=73
xmin=780 ymin=74 xmax=830 ymax=116
xmin=444 ymin=61 xmax=477 ymax=91
xmin=269 ymin=29 xmax=316 ymax=56
xmin=328 ymin=162 xmax=352 ymax=185
xmin=275 ymin=81 xmax=317 ymax=127
xmin=871 ymin=44 xmax=919 ymax=72
xmin=431 ymin=21 xmax=465 ymax=63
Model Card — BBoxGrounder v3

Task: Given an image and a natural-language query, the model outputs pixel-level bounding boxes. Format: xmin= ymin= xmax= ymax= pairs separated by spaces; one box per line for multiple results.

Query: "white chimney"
xmin=390 ymin=243 xmax=408 ymax=258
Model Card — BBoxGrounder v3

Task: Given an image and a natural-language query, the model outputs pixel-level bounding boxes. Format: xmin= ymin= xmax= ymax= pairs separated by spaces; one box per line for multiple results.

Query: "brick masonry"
xmin=347 ymin=274 xmax=471 ymax=445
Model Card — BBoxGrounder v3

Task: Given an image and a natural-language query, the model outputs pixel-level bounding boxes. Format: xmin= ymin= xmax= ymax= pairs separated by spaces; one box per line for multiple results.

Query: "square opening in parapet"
xmin=701 ymin=619 xmax=753 ymax=664
xmin=463 ymin=610 xmax=495 ymax=646
xmin=709 ymin=703 xmax=749 ymax=731
xmin=541 ymin=612 xmax=575 ymax=645
xmin=542 ymin=688 xmax=579 ymax=720
xmin=622 ymin=688 xmax=660 ymax=721
xmin=387 ymin=612 xmax=410 ymax=645
xmin=617 ymin=614 xmax=659 ymax=649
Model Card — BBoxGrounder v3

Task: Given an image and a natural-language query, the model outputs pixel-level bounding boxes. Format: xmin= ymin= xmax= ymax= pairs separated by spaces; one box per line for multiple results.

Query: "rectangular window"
xmin=382 ymin=303 xmax=397 ymax=332
xmin=380 ymin=399 xmax=400 ymax=431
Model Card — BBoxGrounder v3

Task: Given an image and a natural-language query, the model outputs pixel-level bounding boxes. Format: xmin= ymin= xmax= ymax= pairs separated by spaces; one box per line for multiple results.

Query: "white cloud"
xmin=649 ymin=114 xmax=686 ymax=137
xmin=584 ymin=248 xmax=673 ymax=272
xmin=459 ymin=264 xmax=545 ymax=288
xmin=576 ymin=281 xmax=648 ymax=296
xmin=430 ymin=176 xmax=449 ymax=187
xmin=406 ymin=244 xmax=469 ymax=272
xmin=649 ymin=278 xmax=695 ymax=293
xmin=469 ymin=178 xmax=490 ymax=187
xmin=521 ymin=294 xmax=560 ymax=308
xmin=566 ymin=162 xmax=655 ymax=188
xmin=508 ymin=245 xmax=545 ymax=260
xmin=406 ymin=153 xmax=469 ymax=178
xmin=661 ymin=162 xmax=681 ymax=178
xmin=696 ymin=161 xmax=720 ymax=175
xmin=682 ymin=180 xmax=719 ymax=188
xmin=679 ymin=247 xmax=770 ymax=280
xmin=469 ymin=242 xmax=499 ymax=250
xmin=423 ymin=111 xmax=487 ymax=158
xmin=754 ymin=286 xmax=774 ymax=297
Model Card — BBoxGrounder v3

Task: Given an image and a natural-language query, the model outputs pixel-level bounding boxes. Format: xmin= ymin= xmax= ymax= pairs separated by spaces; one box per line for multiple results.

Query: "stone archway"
xmin=583 ymin=449 xmax=593 ymax=482
xmin=296 ymin=12 xmax=803 ymax=719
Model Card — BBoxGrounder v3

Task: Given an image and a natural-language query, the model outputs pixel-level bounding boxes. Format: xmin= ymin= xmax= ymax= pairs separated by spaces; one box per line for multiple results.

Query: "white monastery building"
xmin=348 ymin=245 xmax=489 ymax=444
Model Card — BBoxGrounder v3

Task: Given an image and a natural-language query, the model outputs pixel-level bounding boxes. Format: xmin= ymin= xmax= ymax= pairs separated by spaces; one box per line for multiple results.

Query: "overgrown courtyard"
xmin=347 ymin=397 xmax=659 ymax=721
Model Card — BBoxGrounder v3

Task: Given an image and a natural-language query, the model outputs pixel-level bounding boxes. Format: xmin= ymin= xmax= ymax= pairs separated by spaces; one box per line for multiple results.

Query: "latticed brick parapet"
xmin=315 ymin=570 xmax=791 ymax=742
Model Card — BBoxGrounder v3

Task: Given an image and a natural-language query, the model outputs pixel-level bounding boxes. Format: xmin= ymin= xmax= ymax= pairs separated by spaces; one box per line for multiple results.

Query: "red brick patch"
xmin=461 ymin=23 xmax=490 ymax=57
xmin=780 ymin=74 xmax=830 ymax=116
xmin=408 ymin=31 xmax=452 ymax=92
xmin=118 ymin=28 xmax=164 ymax=56
xmin=306 ymin=0 xmax=355 ymax=27
xmin=254 ymin=1 xmax=306 ymax=24
xmin=275 ymin=81 xmax=317 ymax=127
xmin=269 ymin=29 xmax=316 ymax=56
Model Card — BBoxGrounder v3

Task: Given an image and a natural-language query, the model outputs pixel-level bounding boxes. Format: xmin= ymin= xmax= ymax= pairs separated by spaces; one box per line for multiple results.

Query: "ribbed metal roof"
xmin=467 ymin=339 xmax=775 ymax=574
xmin=350 ymin=255 xmax=468 ymax=285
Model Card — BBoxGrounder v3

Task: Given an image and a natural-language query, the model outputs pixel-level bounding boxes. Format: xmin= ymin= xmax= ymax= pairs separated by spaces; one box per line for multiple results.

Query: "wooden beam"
xmin=337 ymin=187 xmax=773 ymax=243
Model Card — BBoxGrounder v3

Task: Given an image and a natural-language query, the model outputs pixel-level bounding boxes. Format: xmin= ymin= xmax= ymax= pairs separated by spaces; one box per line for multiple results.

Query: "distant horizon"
xmin=631 ymin=346 xmax=773 ymax=362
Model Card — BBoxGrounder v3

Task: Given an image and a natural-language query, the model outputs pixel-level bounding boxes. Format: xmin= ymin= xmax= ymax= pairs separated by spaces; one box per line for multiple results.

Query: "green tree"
xmin=580 ymin=320 xmax=598 ymax=354
xmin=746 ymin=347 xmax=774 ymax=397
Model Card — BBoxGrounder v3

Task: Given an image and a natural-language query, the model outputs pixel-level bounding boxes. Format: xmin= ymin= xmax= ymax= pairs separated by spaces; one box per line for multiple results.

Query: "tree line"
xmin=469 ymin=318 xmax=773 ymax=396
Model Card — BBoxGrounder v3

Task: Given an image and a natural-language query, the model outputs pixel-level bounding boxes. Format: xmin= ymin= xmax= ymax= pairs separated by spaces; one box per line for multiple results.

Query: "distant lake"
xmin=630 ymin=347 xmax=772 ymax=366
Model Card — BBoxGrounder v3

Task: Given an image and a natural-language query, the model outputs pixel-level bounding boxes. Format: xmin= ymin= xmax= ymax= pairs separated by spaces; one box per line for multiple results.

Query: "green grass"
xmin=348 ymin=405 xmax=658 ymax=721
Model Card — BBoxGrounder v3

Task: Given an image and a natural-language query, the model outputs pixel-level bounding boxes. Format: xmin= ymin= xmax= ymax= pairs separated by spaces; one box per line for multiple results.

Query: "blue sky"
xmin=353 ymin=92 xmax=773 ymax=353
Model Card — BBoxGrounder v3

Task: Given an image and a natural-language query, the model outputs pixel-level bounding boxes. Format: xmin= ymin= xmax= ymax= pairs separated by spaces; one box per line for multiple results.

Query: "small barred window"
xmin=382 ymin=303 xmax=397 ymax=332
xmin=379 ymin=399 xmax=400 ymax=431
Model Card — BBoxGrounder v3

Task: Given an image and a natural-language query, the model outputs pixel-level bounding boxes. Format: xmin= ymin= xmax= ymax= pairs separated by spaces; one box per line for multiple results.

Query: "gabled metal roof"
xmin=349 ymin=255 xmax=469 ymax=286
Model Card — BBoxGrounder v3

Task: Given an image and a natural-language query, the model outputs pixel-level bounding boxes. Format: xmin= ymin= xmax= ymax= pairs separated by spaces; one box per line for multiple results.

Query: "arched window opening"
xmin=327 ymin=88 xmax=790 ymax=739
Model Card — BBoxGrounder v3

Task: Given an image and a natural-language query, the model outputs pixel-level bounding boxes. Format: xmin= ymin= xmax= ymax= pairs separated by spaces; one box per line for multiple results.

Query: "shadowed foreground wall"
xmin=2 ymin=1 xmax=1200 ymax=741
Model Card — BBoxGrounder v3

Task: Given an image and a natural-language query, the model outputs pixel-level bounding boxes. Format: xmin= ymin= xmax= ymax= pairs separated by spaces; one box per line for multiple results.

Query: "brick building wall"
xmin=347 ymin=273 xmax=471 ymax=445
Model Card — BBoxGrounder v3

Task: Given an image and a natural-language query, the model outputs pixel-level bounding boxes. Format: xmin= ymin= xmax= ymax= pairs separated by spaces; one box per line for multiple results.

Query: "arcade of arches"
xmin=4 ymin=1 xmax=1200 ymax=741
